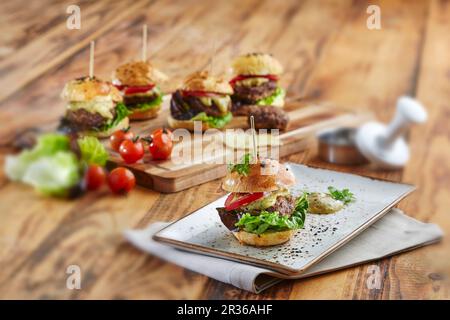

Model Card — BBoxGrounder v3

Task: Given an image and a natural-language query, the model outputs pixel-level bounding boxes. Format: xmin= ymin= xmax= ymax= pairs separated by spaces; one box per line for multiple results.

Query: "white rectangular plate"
xmin=154 ymin=163 xmax=415 ymax=275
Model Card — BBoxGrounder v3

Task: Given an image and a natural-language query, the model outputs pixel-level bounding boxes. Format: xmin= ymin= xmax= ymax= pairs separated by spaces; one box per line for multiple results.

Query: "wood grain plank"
xmin=0 ymin=0 xmax=153 ymax=102
xmin=0 ymin=0 xmax=449 ymax=299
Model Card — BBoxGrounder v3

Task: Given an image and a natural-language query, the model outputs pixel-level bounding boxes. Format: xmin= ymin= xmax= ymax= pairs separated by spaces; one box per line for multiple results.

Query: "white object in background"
xmin=356 ymin=96 xmax=427 ymax=169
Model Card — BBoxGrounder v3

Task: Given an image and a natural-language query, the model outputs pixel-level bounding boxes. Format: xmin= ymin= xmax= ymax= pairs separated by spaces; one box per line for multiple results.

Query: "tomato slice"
xmin=229 ymin=74 xmax=279 ymax=86
xmin=114 ymin=84 xmax=155 ymax=94
xmin=181 ymin=90 xmax=224 ymax=97
xmin=224 ymin=192 xmax=264 ymax=211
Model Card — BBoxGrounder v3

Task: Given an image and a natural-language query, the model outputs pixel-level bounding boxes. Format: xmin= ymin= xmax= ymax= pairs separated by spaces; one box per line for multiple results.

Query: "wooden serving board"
xmin=105 ymin=97 xmax=373 ymax=193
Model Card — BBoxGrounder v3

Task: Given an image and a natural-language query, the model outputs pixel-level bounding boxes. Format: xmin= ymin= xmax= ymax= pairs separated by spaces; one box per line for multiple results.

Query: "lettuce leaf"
xmin=256 ymin=87 xmax=285 ymax=107
xmin=235 ymin=193 xmax=308 ymax=235
xmin=129 ymin=93 xmax=163 ymax=111
xmin=77 ymin=136 xmax=108 ymax=166
xmin=22 ymin=151 xmax=80 ymax=196
xmin=5 ymin=133 xmax=70 ymax=181
xmin=102 ymin=102 xmax=130 ymax=131
xmin=191 ymin=112 xmax=232 ymax=129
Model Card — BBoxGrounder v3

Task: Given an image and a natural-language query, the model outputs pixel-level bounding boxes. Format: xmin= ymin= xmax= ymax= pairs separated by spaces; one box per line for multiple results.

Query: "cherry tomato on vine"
xmin=107 ymin=167 xmax=136 ymax=194
xmin=110 ymin=127 xmax=134 ymax=152
xmin=85 ymin=164 xmax=106 ymax=191
xmin=119 ymin=137 xmax=144 ymax=164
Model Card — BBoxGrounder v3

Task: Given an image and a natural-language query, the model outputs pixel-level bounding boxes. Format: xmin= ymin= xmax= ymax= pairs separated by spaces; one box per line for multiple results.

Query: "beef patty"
xmin=63 ymin=108 xmax=115 ymax=131
xmin=245 ymin=105 xmax=289 ymax=130
xmin=170 ymin=90 xmax=228 ymax=120
xmin=232 ymin=80 xmax=277 ymax=103
xmin=216 ymin=195 xmax=297 ymax=231
xmin=124 ymin=93 xmax=159 ymax=108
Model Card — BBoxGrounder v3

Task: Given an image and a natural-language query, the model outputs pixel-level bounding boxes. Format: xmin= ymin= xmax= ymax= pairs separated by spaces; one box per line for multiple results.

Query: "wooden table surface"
xmin=0 ymin=0 xmax=449 ymax=299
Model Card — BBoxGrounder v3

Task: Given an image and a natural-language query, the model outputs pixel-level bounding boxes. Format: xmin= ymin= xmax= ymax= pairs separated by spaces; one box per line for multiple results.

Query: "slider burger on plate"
xmin=217 ymin=154 xmax=308 ymax=246
xmin=169 ymin=71 xmax=233 ymax=131
xmin=59 ymin=76 xmax=130 ymax=138
xmin=113 ymin=60 xmax=167 ymax=120
xmin=229 ymin=53 xmax=289 ymax=130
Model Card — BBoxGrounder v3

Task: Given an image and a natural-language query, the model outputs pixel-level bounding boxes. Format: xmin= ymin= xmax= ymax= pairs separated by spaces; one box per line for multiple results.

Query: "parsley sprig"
xmin=228 ymin=153 xmax=252 ymax=176
xmin=328 ymin=186 xmax=355 ymax=204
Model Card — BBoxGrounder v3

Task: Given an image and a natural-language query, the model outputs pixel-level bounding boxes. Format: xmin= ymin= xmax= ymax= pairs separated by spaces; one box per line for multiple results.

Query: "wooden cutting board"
xmin=105 ymin=97 xmax=373 ymax=193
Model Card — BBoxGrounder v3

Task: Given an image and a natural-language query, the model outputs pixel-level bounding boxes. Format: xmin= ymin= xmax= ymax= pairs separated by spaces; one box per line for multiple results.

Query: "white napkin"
xmin=124 ymin=208 xmax=443 ymax=293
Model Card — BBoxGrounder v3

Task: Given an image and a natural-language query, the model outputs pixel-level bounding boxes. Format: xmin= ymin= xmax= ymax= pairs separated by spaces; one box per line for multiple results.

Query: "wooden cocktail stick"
xmin=89 ymin=41 xmax=95 ymax=78
xmin=250 ymin=115 xmax=258 ymax=162
xmin=209 ymin=39 xmax=217 ymax=75
xmin=142 ymin=24 xmax=148 ymax=61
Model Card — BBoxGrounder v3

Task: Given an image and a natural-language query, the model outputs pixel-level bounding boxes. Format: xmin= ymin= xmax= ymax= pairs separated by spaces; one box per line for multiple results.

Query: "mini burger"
xmin=169 ymin=71 xmax=233 ymax=131
xmin=113 ymin=60 xmax=167 ymax=120
xmin=217 ymin=154 xmax=308 ymax=246
xmin=59 ymin=76 xmax=129 ymax=138
xmin=230 ymin=53 xmax=286 ymax=116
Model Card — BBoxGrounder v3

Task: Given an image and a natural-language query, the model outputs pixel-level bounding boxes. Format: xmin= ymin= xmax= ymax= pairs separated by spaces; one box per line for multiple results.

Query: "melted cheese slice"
xmin=67 ymin=96 xmax=115 ymax=119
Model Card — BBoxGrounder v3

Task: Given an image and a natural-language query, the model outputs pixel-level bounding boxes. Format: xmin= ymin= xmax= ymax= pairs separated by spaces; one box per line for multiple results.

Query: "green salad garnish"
xmin=191 ymin=112 xmax=232 ymax=129
xmin=235 ymin=193 xmax=308 ymax=235
xmin=5 ymin=133 xmax=108 ymax=197
xmin=327 ymin=186 xmax=355 ymax=204
xmin=228 ymin=153 xmax=252 ymax=176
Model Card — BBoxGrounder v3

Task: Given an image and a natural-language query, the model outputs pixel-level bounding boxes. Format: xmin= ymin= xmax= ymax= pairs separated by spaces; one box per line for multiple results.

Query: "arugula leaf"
xmin=102 ymin=102 xmax=130 ymax=131
xmin=228 ymin=153 xmax=252 ymax=176
xmin=191 ymin=112 xmax=232 ymax=129
xmin=77 ymin=136 xmax=108 ymax=166
xmin=129 ymin=93 xmax=163 ymax=111
xmin=256 ymin=87 xmax=285 ymax=106
xmin=235 ymin=193 xmax=308 ymax=235
xmin=327 ymin=186 xmax=355 ymax=204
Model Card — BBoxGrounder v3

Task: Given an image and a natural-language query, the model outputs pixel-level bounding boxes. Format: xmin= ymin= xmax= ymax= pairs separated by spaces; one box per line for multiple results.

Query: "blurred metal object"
xmin=318 ymin=127 xmax=368 ymax=165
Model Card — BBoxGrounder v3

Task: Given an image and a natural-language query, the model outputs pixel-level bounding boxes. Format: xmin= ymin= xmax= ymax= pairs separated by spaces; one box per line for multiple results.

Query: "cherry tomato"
xmin=107 ymin=167 xmax=136 ymax=194
xmin=119 ymin=138 xmax=144 ymax=164
xmin=224 ymin=192 xmax=264 ymax=211
xmin=110 ymin=128 xmax=134 ymax=152
xmin=148 ymin=129 xmax=173 ymax=160
xmin=151 ymin=128 xmax=173 ymax=140
xmin=85 ymin=164 xmax=106 ymax=191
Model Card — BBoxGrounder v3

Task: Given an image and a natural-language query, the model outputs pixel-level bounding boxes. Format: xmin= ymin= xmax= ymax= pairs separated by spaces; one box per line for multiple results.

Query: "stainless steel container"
xmin=318 ymin=127 xmax=368 ymax=165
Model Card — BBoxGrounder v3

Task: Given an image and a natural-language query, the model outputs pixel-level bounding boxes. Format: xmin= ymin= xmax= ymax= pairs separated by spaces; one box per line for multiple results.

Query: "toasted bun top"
xmin=61 ymin=77 xmax=122 ymax=102
xmin=232 ymin=53 xmax=283 ymax=76
xmin=113 ymin=60 xmax=168 ymax=86
xmin=222 ymin=158 xmax=295 ymax=193
xmin=182 ymin=71 xmax=233 ymax=95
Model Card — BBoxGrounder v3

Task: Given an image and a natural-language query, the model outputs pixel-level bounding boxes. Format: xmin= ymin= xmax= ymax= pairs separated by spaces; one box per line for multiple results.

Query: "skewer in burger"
xmin=113 ymin=60 xmax=167 ymax=120
xmin=217 ymin=154 xmax=308 ymax=246
xmin=59 ymin=76 xmax=130 ymax=138
xmin=169 ymin=71 xmax=233 ymax=131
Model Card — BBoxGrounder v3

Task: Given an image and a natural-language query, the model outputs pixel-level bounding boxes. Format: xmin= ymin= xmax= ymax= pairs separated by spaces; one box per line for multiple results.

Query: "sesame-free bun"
xmin=80 ymin=117 xmax=129 ymax=138
xmin=128 ymin=105 xmax=161 ymax=120
xmin=222 ymin=163 xmax=279 ymax=193
xmin=61 ymin=77 xmax=122 ymax=102
xmin=182 ymin=71 xmax=233 ymax=95
xmin=233 ymin=229 xmax=294 ymax=246
xmin=113 ymin=61 xmax=168 ymax=86
xmin=232 ymin=53 xmax=283 ymax=76
xmin=167 ymin=114 xmax=210 ymax=132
